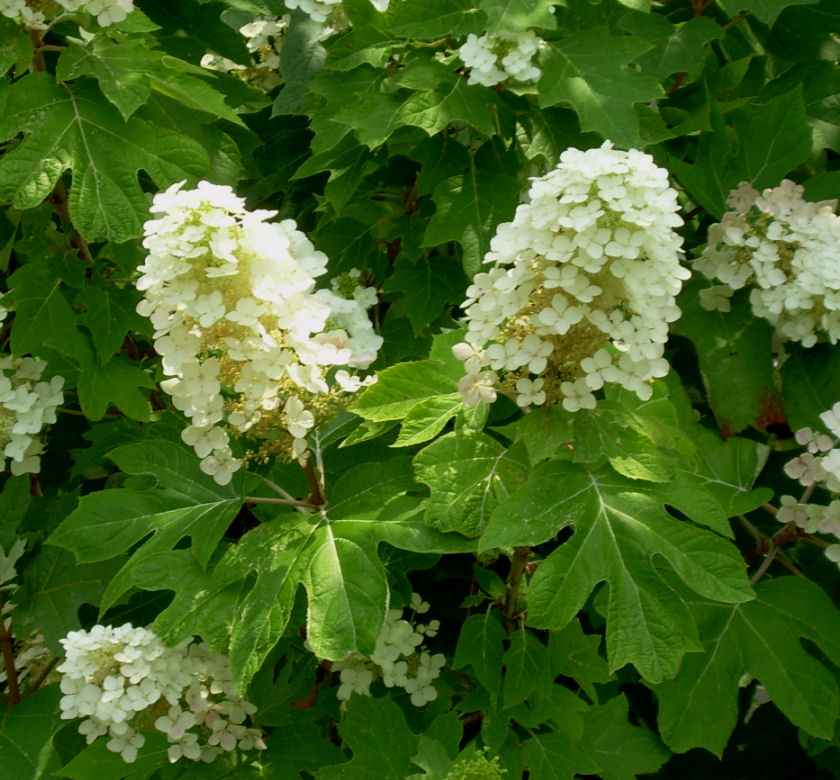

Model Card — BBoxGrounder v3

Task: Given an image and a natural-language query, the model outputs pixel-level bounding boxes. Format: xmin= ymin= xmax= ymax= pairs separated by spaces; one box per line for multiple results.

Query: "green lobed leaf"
xmin=315 ymin=695 xmax=419 ymax=779
xmin=527 ymin=466 xmax=754 ymax=683
xmin=76 ymin=284 xmax=150 ymax=365
xmin=304 ymin=535 xmax=389 ymax=661
xmin=687 ymin=428 xmax=773 ymax=517
xmin=350 ymin=358 xmax=458 ymax=421
xmin=502 ymin=629 xmax=552 ymax=708
xmin=579 ymin=695 xmax=670 ymax=780
xmin=619 ymin=14 xmax=724 ymax=81
xmin=521 ymin=732 xmax=601 ymax=780
xmin=76 ymin=350 xmax=156 ymax=422
xmin=781 ymin=342 xmax=840 ymax=432
xmin=53 ymin=732 xmax=170 ymax=779
xmin=393 ymin=59 xmax=500 ymax=139
xmin=423 ymin=139 xmax=520 ymax=275
xmin=47 ymin=440 xmax=243 ymax=609
xmin=479 ymin=0 xmax=557 ymax=32
xmin=0 ymin=74 xmax=209 ymax=242
xmin=671 ymin=88 xmax=813 ymax=218
xmin=548 ymin=621 xmax=614 ymax=700
xmin=538 ymin=27 xmax=662 ymax=148
xmin=129 ymin=550 xmax=240 ymax=651
xmin=655 ymin=577 xmax=840 ymax=756
xmin=12 ymin=546 xmax=123 ymax=655
xmin=383 ymin=255 xmax=468 ymax=336
xmin=452 ymin=611 xmax=507 ymax=691
xmin=226 ymin=461 xmax=474 ymax=690
xmin=5 ymin=264 xmax=87 ymax=359
xmin=383 ymin=0 xmax=486 ymax=39
xmin=719 ymin=0 xmax=817 ymax=25
xmin=414 ymin=431 xmax=530 ymax=538
xmin=676 ymin=283 xmax=783 ymax=436
xmin=274 ymin=12 xmax=327 ymax=116
xmin=0 ymin=686 xmax=62 ymax=779
xmin=480 ymin=460 xmax=594 ymax=552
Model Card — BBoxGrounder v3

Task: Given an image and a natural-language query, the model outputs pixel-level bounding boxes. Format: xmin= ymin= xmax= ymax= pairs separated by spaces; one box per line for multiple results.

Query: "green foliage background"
xmin=3 ymin=0 xmax=840 ymax=776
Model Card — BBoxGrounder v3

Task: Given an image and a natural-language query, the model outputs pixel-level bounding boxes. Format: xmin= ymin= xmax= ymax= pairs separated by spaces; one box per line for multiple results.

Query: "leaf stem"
xmin=750 ymin=539 xmax=777 ymax=585
xmin=304 ymin=459 xmax=326 ymax=507
xmin=21 ymin=658 xmax=58 ymax=700
xmin=245 ymin=495 xmax=310 ymax=508
xmin=0 ymin=606 xmax=21 ymax=706
xmin=258 ymin=475 xmax=298 ymax=503
xmin=504 ymin=546 xmax=531 ymax=630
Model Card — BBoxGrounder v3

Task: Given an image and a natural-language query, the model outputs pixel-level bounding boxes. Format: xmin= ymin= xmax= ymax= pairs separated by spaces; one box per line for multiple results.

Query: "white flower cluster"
xmin=284 ymin=0 xmax=388 ymax=23
xmin=0 ymin=350 xmax=63 ymax=476
xmin=331 ymin=593 xmax=445 ymax=707
xmin=0 ymin=539 xmax=55 ymax=693
xmin=777 ymin=403 xmax=840 ymax=567
xmin=136 ymin=180 xmax=381 ymax=485
xmin=458 ymin=31 xmax=542 ymax=87
xmin=454 ymin=142 xmax=687 ymax=412
xmin=696 ymin=180 xmax=840 ymax=348
xmin=58 ymin=624 xmax=265 ymax=764
xmin=0 ymin=0 xmax=132 ymax=28
xmin=201 ymin=16 xmax=288 ymax=91
xmin=285 ymin=0 xmax=342 ymax=23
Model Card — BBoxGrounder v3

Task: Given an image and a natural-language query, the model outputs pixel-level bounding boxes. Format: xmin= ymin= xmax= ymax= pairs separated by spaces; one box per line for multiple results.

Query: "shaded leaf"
xmin=453 ymin=611 xmax=507 ymax=691
xmin=539 ymin=28 xmax=662 ymax=147
xmin=13 ymin=546 xmax=122 ymax=655
xmin=527 ymin=466 xmax=753 ymax=682
xmin=0 ymin=686 xmax=62 ymax=779
xmin=655 ymin=578 xmax=840 ymax=756
xmin=671 ymin=88 xmax=812 ymax=218
xmin=315 ymin=695 xmax=418 ymax=779
xmin=580 ymin=695 xmax=669 ymax=780
xmin=676 ymin=283 xmax=781 ymax=436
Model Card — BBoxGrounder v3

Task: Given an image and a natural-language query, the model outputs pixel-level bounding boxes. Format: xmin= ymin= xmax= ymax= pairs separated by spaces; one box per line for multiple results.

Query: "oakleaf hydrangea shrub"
xmin=697 ymin=180 xmax=840 ymax=347
xmin=328 ymin=593 xmax=445 ymax=707
xmin=454 ymin=142 xmax=688 ymax=412
xmin=136 ymin=181 xmax=382 ymax=484
xmin=777 ymin=402 xmax=840 ymax=567
xmin=58 ymin=624 xmax=265 ymax=764
xmin=457 ymin=31 xmax=542 ymax=87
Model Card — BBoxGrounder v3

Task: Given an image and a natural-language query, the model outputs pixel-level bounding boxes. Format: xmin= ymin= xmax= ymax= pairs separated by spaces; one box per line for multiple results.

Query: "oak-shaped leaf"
xmin=415 ymin=431 xmax=530 ymax=538
xmin=655 ymin=577 xmax=840 ymax=756
xmin=315 ymin=695 xmax=419 ymax=779
xmin=47 ymin=440 xmax=243 ymax=611
xmin=0 ymin=73 xmax=209 ymax=242
xmin=224 ymin=459 xmax=474 ymax=691
xmin=524 ymin=465 xmax=753 ymax=683
xmin=539 ymin=27 xmax=662 ymax=148
xmin=0 ymin=686 xmax=62 ymax=780
xmin=578 ymin=695 xmax=670 ymax=780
